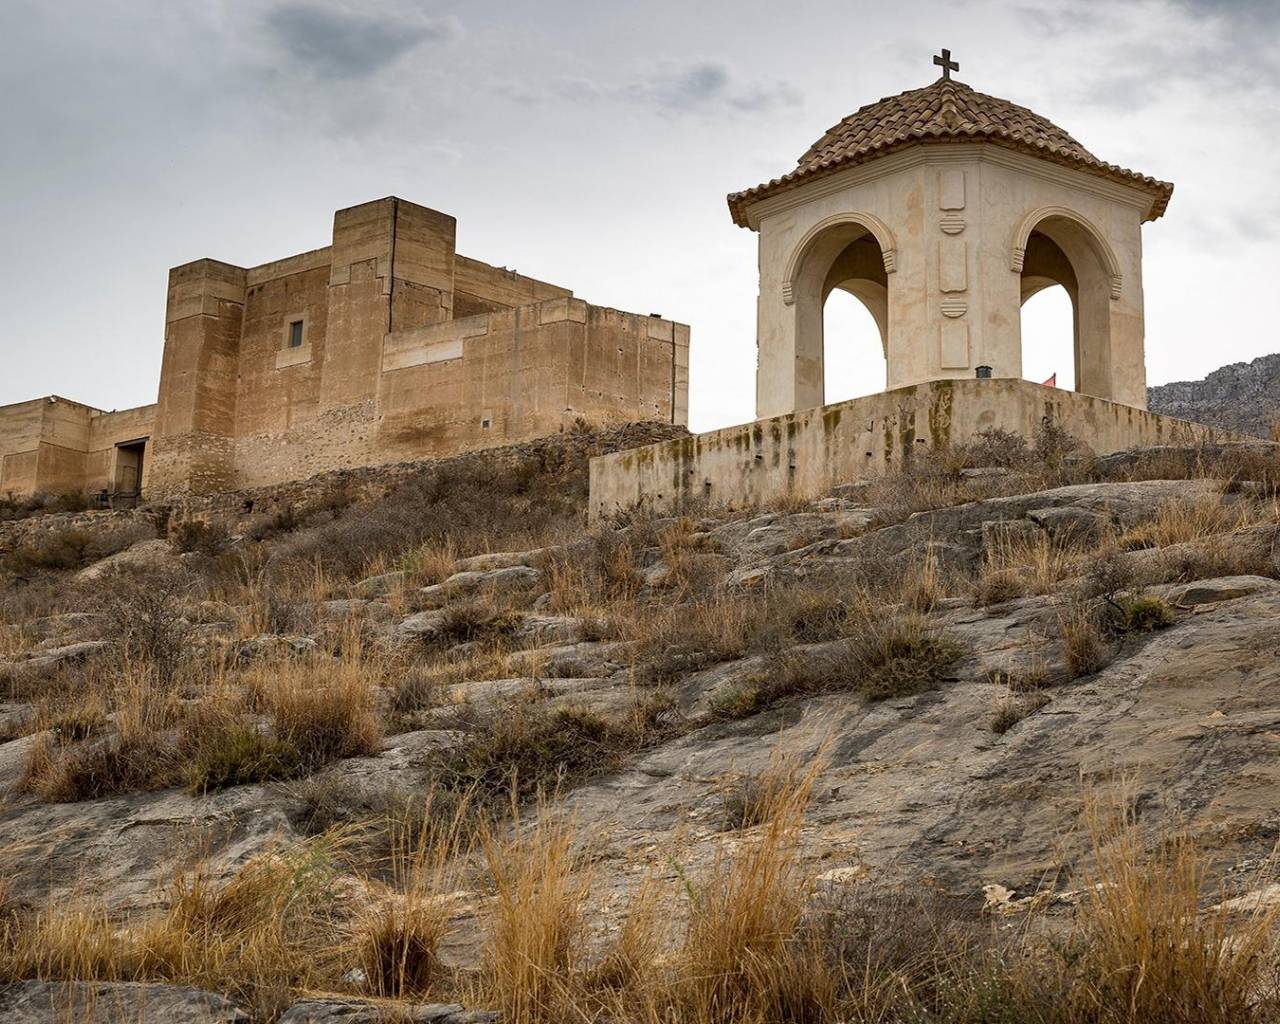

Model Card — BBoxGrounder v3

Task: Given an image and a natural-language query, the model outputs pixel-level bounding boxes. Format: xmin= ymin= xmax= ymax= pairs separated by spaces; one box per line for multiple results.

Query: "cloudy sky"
xmin=1 ymin=0 xmax=1276 ymax=431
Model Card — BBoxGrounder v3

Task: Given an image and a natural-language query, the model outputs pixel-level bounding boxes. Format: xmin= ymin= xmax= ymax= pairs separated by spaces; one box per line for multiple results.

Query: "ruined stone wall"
xmin=589 ymin=379 xmax=1254 ymax=520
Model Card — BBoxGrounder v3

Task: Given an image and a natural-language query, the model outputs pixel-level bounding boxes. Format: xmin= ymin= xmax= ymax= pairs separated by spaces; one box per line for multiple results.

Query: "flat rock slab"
xmin=75 ymin=539 xmax=177 ymax=582
xmin=1160 ymin=575 xmax=1280 ymax=607
xmin=419 ymin=565 xmax=542 ymax=604
xmin=451 ymin=548 xmax=547 ymax=573
xmin=279 ymin=999 xmax=496 ymax=1024
xmin=4 ymin=640 xmax=112 ymax=684
xmin=0 ymin=783 xmax=304 ymax=910
xmin=0 ymin=981 xmax=249 ymax=1023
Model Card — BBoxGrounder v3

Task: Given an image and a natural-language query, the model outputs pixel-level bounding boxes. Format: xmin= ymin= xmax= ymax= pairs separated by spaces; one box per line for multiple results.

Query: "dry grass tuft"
xmin=354 ymin=790 xmax=473 ymax=998
xmin=481 ymin=805 xmax=591 ymax=1024
xmin=1060 ymin=601 xmax=1110 ymax=679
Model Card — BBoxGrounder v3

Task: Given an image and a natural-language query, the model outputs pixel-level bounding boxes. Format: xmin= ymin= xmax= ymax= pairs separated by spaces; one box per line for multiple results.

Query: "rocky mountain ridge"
xmin=1148 ymin=352 xmax=1280 ymax=439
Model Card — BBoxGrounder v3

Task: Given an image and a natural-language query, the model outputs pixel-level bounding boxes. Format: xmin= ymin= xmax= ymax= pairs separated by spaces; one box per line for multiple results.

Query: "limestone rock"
xmin=0 ymin=981 xmax=250 ymax=1023
xmin=3 ymin=640 xmax=112 ymax=685
xmin=0 ymin=781 xmax=305 ymax=910
xmin=1161 ymin=575 xmax=1279 ymax=607
xmin=1147 ymin=354 xmax=1280 ymax=439
xmin=26 ymin=612 xmax=104 ymax=642
xmin=75 ymin=539 xmax=177 ymax=582
xmin=230 ymin=634 xmax=319 ymax=664
xmin=354 ymin=570 xmax=407 ymax=597
xmin=452 ymin=547 xmax=548 ymax=573
xmin=316 ymin=598 xmax=394 ymax=624
xmin=278 ymin=999 xmax=494 ymax=1024
xmin=516 ymin=614 xmax=586 ymax=644
xmin=419 ymin=565 xmax=542 ymax=604
xmin=397 ymin=609 xmax=450 ymax=640
xmin=509 ymin=640 xmax=633 ymax=678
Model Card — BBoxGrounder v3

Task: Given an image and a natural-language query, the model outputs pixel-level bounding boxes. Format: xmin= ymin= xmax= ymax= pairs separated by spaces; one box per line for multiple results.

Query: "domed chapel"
xmin=591 ymin=52 xmax=1244 ymax=518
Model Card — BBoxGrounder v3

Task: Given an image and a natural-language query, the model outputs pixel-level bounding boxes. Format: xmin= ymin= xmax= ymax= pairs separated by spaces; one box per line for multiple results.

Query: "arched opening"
xmin=823 ymin=290 xmax=887 ymax=404
xmin=1016 ymin=213 xmax=1117 ymax=399
xmin=1020 ymin=231 xmax=1077 ymax=391
xmin=791 ymin=221 xmax=890 ymax=410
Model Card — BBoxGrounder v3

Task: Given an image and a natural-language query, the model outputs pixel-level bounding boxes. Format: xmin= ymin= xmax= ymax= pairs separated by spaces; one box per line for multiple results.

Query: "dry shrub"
xmin=974 ymin=567 xmax=1025 ymax=606
xmin=985 ymin=529 xmax=1083 ymax=597
xmin=86 ymin=564 xmax=198 ymax=684
xmin=2 ymin=520 xmax=154 ymax=576
xmin=1060 ymin=601 xmax=1110 ymax=679
xmin=168 ymin=516 xmax=230 ymax=556
xmin=639 ymin=594 xmax=763 ymax=685
xmin=663 ymin=755 xmax=832 ymax=1024
xmin=712 ymin=608 xmax=960 ymax=719
xmin=255 ymin=657 xmax=383 ymax=774
xmin=1044 ymin=792 xmax=1280 ymax=1024
xmin=180 ymin=705 xmax=303 ymax=795
xmin=22 ymin=669 xmax=183 ymax=802
xmin=443 ymin=691 xmax=678 ymax=808
xmin=544 ymin=529 xmax=644 ymax=614
xmin=0 ymin=489 xmax=90 ymax=522
xmin=718 ymin=755 xmax=812 ymax=832
xmin=267 ymin=443 xmax=597 ymax=580
xmin=0 ymin=838 xmax=349 ymax=1019
xmin=432 ymin=599 xmax=522 ymax=649
xmin=990 ymin=688 xmax=1051 ymax=734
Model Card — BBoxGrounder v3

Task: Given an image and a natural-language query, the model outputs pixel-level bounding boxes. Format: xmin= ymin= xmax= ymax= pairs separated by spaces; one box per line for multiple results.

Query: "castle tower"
xmin=729 ymin=52 xmax=1173 ymax=418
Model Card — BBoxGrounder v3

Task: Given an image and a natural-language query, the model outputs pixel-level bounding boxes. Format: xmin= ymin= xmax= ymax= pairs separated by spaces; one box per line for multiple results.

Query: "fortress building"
xmin=0 ymin=197 xmax=689 ymax=501
xmin=590 ymin=54 xmax=1249 ymax=518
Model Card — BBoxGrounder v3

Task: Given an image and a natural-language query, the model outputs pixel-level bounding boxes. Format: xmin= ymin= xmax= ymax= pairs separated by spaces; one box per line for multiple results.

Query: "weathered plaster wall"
xmin=589 ymin=379 xmax=1244 ymax=521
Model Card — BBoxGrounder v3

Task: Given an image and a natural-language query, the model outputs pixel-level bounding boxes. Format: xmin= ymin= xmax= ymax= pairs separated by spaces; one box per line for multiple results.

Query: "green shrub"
xmin=710 ymin=613 xmax=961 ymax=719
xmin=183 ymin=718 xmax=302 ymax=794
xmin=442 ymin=692 xmax=677 ymax=806
xmin=1113 ymin=594 xmax=1175 ymax=634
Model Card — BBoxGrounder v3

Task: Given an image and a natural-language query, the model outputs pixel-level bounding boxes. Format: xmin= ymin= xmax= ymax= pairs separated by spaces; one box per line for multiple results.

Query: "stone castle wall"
xmin=0 ymin=197 xmax=688 ymax=499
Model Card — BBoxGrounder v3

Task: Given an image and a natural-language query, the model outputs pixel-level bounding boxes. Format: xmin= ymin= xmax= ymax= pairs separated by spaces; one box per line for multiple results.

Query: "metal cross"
xmin=933 ymin=48 xmax=959 ymax=80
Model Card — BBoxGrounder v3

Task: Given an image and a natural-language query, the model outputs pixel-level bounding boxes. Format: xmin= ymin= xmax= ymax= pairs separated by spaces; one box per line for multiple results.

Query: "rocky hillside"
xmin=1 ymin=428 xmax=1279 ymax=1022
xmin=1148 ymin=352 xmax=1280 ymax=439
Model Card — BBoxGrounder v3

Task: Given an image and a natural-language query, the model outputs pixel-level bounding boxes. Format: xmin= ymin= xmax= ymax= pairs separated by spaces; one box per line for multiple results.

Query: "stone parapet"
xmin=588 ymin=379 xmax=1254 ymax=521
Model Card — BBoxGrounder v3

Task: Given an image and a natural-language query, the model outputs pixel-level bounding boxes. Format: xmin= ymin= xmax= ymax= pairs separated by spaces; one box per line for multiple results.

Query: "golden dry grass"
xmin=1118 ymin=496 xmax=1261 ymax=551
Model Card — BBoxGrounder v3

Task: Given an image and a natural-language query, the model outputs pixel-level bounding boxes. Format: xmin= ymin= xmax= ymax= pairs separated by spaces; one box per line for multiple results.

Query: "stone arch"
xmin=1010 ymin=206 xmax=1122 ymax=300
xmin=1013 ymin=207 xmax=1122 ymax=400
xmin=786 ymin=215 xmax=894 ymax=409
xmin=782 ymin=211 xmax=897 ymax=305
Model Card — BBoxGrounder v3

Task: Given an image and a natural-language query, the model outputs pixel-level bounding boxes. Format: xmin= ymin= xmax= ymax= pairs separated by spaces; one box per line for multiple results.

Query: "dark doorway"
xmin=113 ymin=439 xmax=147 ymax=508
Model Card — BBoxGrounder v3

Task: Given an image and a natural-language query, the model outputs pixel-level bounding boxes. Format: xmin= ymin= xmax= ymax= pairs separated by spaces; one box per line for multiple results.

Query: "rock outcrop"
xmin=1148 ymin=352 xmax=1280 ymax=439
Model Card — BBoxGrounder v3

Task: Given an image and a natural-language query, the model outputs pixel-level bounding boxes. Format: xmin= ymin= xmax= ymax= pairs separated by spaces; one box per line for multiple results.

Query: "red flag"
xmin=1042 ymin=373 xmax=1057 ymax=387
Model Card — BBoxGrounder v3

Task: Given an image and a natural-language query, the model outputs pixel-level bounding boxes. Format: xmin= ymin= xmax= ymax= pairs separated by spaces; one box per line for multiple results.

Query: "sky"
xmin=1 ymin=0 xmax=1277 ymax=432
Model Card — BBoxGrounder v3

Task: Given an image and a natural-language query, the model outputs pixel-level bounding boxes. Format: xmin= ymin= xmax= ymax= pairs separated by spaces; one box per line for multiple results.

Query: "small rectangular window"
xmin=288 ymin=320 xmax=304 ymax=348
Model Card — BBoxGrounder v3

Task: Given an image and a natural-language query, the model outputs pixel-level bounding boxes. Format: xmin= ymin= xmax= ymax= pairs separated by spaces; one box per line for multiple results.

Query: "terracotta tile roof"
xmin=727 ymin=77 xmax=1173 ymax=227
